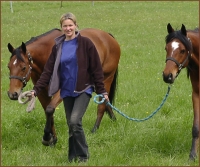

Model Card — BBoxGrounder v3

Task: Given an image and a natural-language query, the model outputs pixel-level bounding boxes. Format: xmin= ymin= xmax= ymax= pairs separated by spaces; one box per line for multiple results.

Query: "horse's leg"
xmin=188 ymin=72 xmax=199 ymax=161
xmin=104 ymin=70 xmax=118 ymax=121
xmin=36 ymin=90 xmax=54 ymax=146
xmin=37 ymin=89 xmax=59 ymax=146
xmin=91 ymin=103 xmax=106 ymax=133
xmin=42 ymin=106 xmax=56 ymax=146
xmin=41 ymin=91 xmax=62 ymax=146
xmin=91 ymin=73 xmax=117 ymax=133
xmin=105 ymin=105 xmax=116 ymax=120
xmin=189 ymin=90 xmax=199 ymax=161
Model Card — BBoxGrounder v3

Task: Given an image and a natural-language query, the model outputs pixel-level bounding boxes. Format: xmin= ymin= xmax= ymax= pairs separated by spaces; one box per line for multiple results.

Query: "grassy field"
xmin=1 ymin=1 xmax=199 ymax=166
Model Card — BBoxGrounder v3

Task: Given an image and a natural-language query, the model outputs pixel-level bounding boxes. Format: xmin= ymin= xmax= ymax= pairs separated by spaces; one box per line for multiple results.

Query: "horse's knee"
xmin=192 ymin=126 xmax=199 ymax=138
xmin=45 ymin=106 xmax=55 ymax=116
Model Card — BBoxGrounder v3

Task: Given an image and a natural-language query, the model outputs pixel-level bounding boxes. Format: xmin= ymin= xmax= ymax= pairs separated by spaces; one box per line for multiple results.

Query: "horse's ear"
xmin=8 ymin=43 xmax=14 ymax=53
xmin=181 ymin=24 xmax=187 ymax=36
xmin=21 ymin=42 xmax=26 ymax=54
xmin=167 ymin=23 xmax=174 ymax=34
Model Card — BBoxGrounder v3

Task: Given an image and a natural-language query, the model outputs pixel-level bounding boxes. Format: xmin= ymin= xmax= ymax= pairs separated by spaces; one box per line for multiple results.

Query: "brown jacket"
xmin=33 ymin=32 xmax=107 ymax=97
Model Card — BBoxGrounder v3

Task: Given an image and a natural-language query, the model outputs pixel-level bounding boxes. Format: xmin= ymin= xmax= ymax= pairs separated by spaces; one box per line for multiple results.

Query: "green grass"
xmin=1 ymin=1 xmax=199 ymax=166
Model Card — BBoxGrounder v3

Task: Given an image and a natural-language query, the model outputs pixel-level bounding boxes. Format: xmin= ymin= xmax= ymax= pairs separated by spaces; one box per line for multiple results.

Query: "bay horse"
xmin=7 ymin=28 xmax=120 ymax=146
xmin=163 ymin=23 xmax=199 ymax=160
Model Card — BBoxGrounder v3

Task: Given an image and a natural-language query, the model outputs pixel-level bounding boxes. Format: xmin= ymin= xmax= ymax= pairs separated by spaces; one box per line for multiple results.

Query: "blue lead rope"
xmin=93 ymin=85 xmax=171 ymax=122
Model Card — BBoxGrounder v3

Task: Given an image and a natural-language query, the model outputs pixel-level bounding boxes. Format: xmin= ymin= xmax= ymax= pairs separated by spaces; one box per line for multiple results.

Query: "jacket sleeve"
xmin=88 ymin=41 xmax=107 ymax=95
xmin=33 ymin=45 xmax=57 ymax=96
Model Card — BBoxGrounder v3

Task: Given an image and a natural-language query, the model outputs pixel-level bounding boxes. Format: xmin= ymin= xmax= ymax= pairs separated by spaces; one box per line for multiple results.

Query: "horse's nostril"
xmin=7 ymin=91 xmax=19 ymax=100
xmin=14 ymin=92 xmax=18 ymax=96
xmin=168 ymin=73 xmax=172 ymax=80
xmin=163 ymin=72 xmax=174 ymax=84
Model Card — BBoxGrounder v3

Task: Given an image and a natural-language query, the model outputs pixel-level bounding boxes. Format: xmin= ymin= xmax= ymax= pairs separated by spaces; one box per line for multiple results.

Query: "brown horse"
xmin=163 ymin=23 xmax=199 ymax=161
xmin=7 ymin=28 xmax=120 ymax=146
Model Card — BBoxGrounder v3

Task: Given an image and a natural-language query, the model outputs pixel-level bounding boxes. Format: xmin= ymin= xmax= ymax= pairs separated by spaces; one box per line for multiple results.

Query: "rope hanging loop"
xmin=93 ymin=94 xmax=106 ymax=104
xmin=18 ymin=90 xmax=36 ymax=112
xmin=93 ymin=85 xmax=171 ymax=122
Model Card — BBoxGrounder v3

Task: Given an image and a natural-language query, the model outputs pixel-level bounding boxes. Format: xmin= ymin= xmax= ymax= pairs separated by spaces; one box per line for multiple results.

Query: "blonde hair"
xmin=60 ymin=12 xmax=77 ymax=27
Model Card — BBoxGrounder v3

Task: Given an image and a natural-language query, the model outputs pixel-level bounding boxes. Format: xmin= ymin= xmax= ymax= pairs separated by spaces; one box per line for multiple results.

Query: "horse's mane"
xmin=10 ymin=48 xmax=24 ymax=62
xmin=108 ymin=33 xmax=115 ymax=38
xmin=165 ymin=30 xmax=192 ymax=52
xmin=10 ymin=28 xmax=61 ymax=61
xmin=25 ymin=28 xmax=61 ymax=45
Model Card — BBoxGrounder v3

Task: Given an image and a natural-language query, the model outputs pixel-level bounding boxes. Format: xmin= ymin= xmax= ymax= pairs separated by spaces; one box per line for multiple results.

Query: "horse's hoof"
xmin=42 ymin=134 xmax=57 ymax=147
xmin=188 ymin=154 xmax=196 ymax=162
xmin=105 ymin=110 xmax=117 ymax=121
xmin=91 ymin=126 xmax=98 ymax=133
xmin=111 ymin=116 xmax=117 ymax=121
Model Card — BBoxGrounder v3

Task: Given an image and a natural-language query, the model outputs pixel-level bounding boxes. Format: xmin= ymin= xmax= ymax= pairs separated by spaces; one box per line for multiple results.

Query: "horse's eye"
xmin=180 ymin=49 xmax=185 ymax=54
xmin=22 ymin=66 xmax=26 ymax=71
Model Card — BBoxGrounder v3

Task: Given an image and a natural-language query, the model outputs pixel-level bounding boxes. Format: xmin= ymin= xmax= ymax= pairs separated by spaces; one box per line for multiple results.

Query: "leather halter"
xmin=165 ymin=38 xmax=192 ymax=78
xmin=9 ymin=51 xmax=33 ymax=89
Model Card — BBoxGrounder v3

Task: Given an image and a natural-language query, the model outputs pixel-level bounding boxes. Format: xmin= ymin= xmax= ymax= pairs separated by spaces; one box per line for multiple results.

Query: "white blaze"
xmin=171 ymin=41 xmax=179 ymax=50
xmin=13 ymin=59 xmax=17 ymax=65
xmin=171 ymin=41 xmax=179 ymax=57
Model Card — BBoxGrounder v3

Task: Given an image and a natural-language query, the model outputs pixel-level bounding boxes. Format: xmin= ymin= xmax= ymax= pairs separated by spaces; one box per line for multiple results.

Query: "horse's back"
xmin=28 ymin=29 xmax=63 ymax=67
xmin=80 ymin=28 xmax=120 ymax=67
xmin=80 ymin=28 xmax=120 ymax=50
xmin=31 ymin=29 xmax=62 ymax=48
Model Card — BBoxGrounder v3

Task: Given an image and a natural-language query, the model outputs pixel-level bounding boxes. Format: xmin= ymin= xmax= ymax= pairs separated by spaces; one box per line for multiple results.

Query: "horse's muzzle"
xmin=162 ymin=72 xmax=174 ymax=84
xmin=7 ymin=91 xmax=19 ymax=100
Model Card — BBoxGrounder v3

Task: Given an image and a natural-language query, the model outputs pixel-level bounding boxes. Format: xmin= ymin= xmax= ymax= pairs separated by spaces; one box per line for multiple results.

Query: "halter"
xmin=9 ymin=51 xmax=33 ymax=89
xmin=165 ymin=38 xmax=192 ymax=78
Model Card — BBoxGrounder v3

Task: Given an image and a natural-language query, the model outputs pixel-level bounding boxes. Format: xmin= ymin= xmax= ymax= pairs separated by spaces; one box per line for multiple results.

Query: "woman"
xmin=31 ymin=12 xmax=109 ymax=163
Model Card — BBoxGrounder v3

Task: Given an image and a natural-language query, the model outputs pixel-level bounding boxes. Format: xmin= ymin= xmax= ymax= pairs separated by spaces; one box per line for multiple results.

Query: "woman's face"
xmin=61 ymin=19 xmax=77 ymax=39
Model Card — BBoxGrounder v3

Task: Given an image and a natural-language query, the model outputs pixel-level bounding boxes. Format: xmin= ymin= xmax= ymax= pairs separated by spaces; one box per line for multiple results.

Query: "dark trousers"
xmin=63 ymin=93 xmax=90 ymax=161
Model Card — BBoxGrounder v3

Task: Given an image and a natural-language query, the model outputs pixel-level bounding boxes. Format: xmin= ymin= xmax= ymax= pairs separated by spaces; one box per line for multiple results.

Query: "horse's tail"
xmin=107 ymin=32 xmax=118 ymax=105
xmin=108 ymin=67 xmax=118 ymax=105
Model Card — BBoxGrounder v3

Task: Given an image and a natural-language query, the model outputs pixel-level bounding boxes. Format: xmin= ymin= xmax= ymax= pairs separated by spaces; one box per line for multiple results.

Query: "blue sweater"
xmin=60 ymin=37 xmax=93 ymax=98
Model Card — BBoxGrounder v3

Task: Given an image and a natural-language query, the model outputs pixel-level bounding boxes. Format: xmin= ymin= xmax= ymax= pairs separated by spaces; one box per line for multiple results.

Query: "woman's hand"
xmin=30 ymin=90 xmax=36 ymax=97
xmin=103 ymin=94 xmax=109 ymax=102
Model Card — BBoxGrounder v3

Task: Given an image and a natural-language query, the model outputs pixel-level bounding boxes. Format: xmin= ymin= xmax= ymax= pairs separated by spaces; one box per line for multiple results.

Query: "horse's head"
xmin=7 ymin=42 xmax=32 ymax=100
xmin=163 ymin=23 xmax=192 ymax=84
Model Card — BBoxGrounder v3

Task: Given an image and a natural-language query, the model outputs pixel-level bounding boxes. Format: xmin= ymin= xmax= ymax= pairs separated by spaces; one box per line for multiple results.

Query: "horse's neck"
xmin=27 ymin=44 xmax=48 ymax=75
xmin=188 ymin=32 xmax=199 ymax=66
